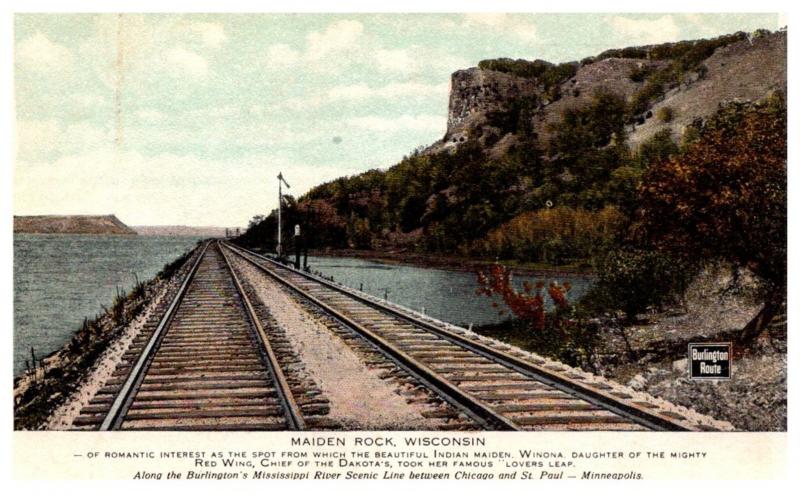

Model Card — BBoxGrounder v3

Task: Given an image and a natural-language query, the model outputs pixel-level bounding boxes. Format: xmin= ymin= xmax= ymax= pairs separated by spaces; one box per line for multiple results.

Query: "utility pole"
xmin=276 ymin=172 xmax=291 ymax=257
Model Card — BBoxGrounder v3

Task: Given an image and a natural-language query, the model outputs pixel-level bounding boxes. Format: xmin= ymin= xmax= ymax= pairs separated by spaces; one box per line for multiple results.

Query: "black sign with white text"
xmin=689 ymin=343 xmax=732 ymax=380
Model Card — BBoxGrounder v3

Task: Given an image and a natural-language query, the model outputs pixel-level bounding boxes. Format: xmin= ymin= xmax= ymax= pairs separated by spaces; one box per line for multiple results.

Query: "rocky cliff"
xmin=259 ymin=28 xmax=787 ymax=256
xmin=426 ymin=29 xmax=786 ymax=156
xmin=14 ymin=215 xmax=137 ymax=235
xmin=443 ymin=67 xmax=539 ymax=144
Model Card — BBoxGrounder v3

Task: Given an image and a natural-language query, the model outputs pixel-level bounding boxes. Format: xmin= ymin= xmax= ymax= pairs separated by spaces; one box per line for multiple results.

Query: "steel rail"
xmin=217 ymin=241 xmax=306 ymax=430
xmin=225 ymin=242 xmax=691 ymax=431
xmin=222 ymin=243 xmax=516 ymax=430
xmin=100 ymin=242 xmax=209 ymax=430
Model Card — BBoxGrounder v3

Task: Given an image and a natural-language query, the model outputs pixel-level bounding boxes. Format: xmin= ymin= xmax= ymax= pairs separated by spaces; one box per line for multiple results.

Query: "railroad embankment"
xmin=13 ymin=245 xmax=199 ymax=430
xmin=602 ymin=267 xmax=787 ymax=431
xmin=476 ymin=264 xmax=787 ymax=431
xmin=15 ymin=243 xmax=766 ymax=432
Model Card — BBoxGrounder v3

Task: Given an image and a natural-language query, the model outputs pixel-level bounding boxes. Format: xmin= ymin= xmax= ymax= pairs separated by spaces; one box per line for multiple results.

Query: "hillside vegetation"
xmin=235 ymin=29 xmax=786 ymax=343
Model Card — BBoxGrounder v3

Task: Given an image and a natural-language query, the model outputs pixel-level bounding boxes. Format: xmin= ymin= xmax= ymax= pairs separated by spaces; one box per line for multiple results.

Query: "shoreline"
xmin=306 ymin=248 xmax=594 ymax=278
xmin=13 ymin=231 xmax=138 ymax=236
xmin=13 ymin=246 xmax=200 ymax=429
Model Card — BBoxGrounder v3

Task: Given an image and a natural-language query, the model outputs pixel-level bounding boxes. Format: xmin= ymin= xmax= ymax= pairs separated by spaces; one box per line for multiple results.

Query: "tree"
xmin=636 ymin=95 xmax=786 ymax=341
xmin=247 ymin=215 xmax=265 ymax=229
xmin=587 ymin=247 xmax=695 ymax=322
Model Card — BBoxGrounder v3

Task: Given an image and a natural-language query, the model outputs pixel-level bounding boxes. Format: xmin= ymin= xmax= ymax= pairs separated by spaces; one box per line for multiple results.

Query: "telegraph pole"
xmin=276 ymin=172 xmax=291 ymax=257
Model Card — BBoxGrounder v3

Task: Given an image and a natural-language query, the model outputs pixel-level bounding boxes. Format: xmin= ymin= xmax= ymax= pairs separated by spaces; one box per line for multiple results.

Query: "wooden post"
xmin=303 ymin=204 xmax=310 ymax=270
xmin=294 ymin=224 xmax=301 ymax=269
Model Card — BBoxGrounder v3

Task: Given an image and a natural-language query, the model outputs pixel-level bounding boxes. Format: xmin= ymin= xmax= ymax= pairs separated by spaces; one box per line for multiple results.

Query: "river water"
xmin=13 ymin=234 xmax=203 ymax=376
xmin=12 ymin=235 xmax=592 ymax=376
xmin=304 ymin=255 xmax=592 ymax=328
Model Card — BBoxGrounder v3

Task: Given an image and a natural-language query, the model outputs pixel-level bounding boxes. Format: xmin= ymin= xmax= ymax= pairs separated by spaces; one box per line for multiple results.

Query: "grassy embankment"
xmin=13 ymin=247 xmax=197 ymax=430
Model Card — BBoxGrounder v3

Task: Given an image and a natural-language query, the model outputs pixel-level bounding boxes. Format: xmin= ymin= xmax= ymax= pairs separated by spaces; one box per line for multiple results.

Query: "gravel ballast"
xmin=231 ymin=259 xmax=442 ymax=430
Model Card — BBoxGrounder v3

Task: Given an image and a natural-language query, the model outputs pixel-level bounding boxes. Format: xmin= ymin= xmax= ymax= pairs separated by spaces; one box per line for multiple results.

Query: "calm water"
xmin=13 ymin=234 xmax=203 ymax=375
xmin=12 ymin=235 xmax=592 ymax=377
xmin=305 ymin=256 xmax=593 ymax=328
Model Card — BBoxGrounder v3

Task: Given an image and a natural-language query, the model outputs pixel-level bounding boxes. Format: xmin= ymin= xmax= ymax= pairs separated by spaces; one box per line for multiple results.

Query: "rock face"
xmin=425 ymin=30 xmax=786 ymax=156
xmin=14 ymin=215 xmax=137 ymax=235
xmin=445 ymin=68 xmax=538 ymax=141
xmin=532 ymin=57 xmax=668 ymax=146
xmin=628 ymin=30 xmax=787 ymax=147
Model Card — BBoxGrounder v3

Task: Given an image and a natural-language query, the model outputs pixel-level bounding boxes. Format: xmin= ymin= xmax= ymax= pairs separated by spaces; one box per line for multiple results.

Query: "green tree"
xmin=636 ymin=95 xmax=786 ymax=341
xmin=586 ymin=248 xmax=695 ymax=322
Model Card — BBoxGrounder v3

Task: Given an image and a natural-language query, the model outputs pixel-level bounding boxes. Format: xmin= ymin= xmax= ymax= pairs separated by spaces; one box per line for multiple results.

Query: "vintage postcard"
xmin=5 ymin=3 xmax=794 ymax=483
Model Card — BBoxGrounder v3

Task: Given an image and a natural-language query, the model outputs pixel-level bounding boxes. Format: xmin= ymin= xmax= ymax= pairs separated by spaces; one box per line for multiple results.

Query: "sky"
xmin=13 ymin=13 xmax=782 ymax=227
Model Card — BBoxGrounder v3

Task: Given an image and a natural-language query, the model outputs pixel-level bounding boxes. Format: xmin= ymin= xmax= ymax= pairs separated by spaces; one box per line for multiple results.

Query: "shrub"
xmin=584 ymin=248 xmax=696 ymax=321
xmin=638 ymin=97 xmax=786 ymax=291
xmin=629 ymin=65 xmax=652 ymax=82
xmin=633 ymin=129 xmax=679 ymax=168
xmin=478 ymin=59 xmax=578 ymax=92
xmin=656 ymin=106 xmax=674 ymax=122
xmin=478 ymin=58 xmax=552 ymax=79
xmin=476 ymin=265 xmax=597 ymax=368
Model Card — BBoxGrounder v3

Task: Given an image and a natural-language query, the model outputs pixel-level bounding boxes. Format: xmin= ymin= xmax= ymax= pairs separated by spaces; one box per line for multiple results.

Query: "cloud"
xmin=372 ymin=47 xmax=469 ymax=79
xmin=328 ymin=82 xmax=448 ymax=101
xmin=374 ymin=48 xmax=416 ymax=73
xmin=609 ymin=15 xmax=681 ymax=45
xmin=266 ymin=43 xmax=300 ymax=67
xmin=271 ymin=81 xmax=448 ymax=113
xmin=71 ymin=93 xmax=109 ymax=110
xmin=184 ymin=105 xmax=241 ymax=120
xmin=73 ymin=16 xmax=221 ymax=90
xmin=248 ymin=104 xmax=264 ymax=117
xmin=461 ymin=14 xmax=538 ymax=42
xmin=16 ymin=119 xmax=112 ymax=161
xmin=463 ymin=13 xmax=509 ymax=28
xmin=14 ymin=147 xmax=363 ymax=226
xmin=347 ymin=114 xmax=445 ymax=133
xmin=15 ymin=119 xmax=61 ymax=159
xmin=305 ymin=19 xmax=364 ymax=61
xmin=120 ymin=113 xmax=324 ymax=151
xmin=16 ymin=32 xmax=74 ymax=72
xmin=260 ymin=20 xmax=365 ymax=73
xmin=164 ymin=46 xmax=208 ymax=78
xmin=190 ymin=22 xmax=227 ymax=48
xmin=135 ymin=109 xmax=166 ymax=122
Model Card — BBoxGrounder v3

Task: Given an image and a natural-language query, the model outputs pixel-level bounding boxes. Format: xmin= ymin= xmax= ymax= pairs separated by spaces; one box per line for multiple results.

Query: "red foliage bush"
xmin=477 ymin=265 xmax=571 ymax=331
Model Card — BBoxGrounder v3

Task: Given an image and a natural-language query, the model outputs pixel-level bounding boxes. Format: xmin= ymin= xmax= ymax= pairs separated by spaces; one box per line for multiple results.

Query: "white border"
xmin=2 ymin=1 xmax=797 ymax=494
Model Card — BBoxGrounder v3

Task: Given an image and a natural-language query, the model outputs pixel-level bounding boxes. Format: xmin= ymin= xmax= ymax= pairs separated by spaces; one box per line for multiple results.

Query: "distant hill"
xmin=14 ymin=215 xmax=137 ymax=235
xmin=132 ymin=225 xmax=240 ymax=237
xmin=237 ymin=29 xmax=786 ymax=258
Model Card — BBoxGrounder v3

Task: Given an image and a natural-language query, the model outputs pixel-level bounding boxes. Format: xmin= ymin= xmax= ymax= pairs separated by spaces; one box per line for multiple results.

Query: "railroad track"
xmin=222 ymin=242 xmax=724 ymax=432
xmin=75 ymin=241 xmax=306 ymax=431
